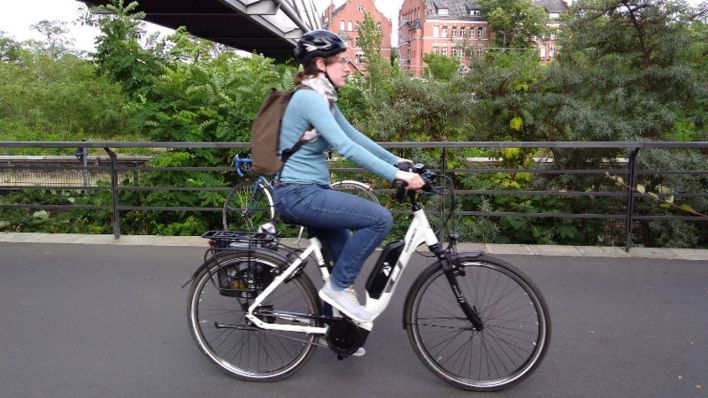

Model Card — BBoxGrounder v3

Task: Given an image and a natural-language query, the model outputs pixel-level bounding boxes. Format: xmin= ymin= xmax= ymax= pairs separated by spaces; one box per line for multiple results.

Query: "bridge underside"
xmin=79 ymin=0 xmax=320 ymax=62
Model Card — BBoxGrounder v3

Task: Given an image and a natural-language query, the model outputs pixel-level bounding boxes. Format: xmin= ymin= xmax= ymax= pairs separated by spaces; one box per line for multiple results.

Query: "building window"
xmin=356 ymin=53 xmax=366 ymax=64
xmin=470 ymin=10 xmax=481 ymax=16
xmin=433 ymin=25 xmax=439 ymax=37
xmin=460 ymin=27 xmax=466 ymax=38
xmin=550 ymin=47 xmax=555 ymax=57
xmin=477 ymin=27 xmax=483 ymax=39
xmin=358 ymin=5 xmax=364 ymax=12
xmin=442 ymin=26 xmax=448 ymax=37
xmin=540 ymin=47 xmax=546 ymax=58
xmin=355 ymin=35 xmax=361 ymax=47
xmin=451 ymin=26 xmax=457 ymax=38
xmin=549 ymin=12 xmax=560 ymax=19
xmin=340 ymin=21 xmax=345 ymax=31
xmin=432 ymin=44 xmax=439 ymax=54
xmin=438 ymin=8 xmax=449 ymax=16
xmin=441 ymin=45 xmax=447 ymax=56
xmin=348 ymin=21 xmax=353 ymax=31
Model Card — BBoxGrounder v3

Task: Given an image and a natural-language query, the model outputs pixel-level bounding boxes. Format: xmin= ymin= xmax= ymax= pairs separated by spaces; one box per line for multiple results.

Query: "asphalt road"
xmin=1 ymin=242 xmax=707 ymax=398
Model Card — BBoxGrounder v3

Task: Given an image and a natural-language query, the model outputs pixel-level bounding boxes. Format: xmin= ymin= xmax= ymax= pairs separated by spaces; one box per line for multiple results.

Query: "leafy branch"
xmin=605 ymin=172 xmax=706 ymax=217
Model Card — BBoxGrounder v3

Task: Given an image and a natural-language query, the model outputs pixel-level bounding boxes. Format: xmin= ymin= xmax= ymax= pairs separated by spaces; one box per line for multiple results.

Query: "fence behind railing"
xmin=1 ymin=141 xmax=706 ymax=251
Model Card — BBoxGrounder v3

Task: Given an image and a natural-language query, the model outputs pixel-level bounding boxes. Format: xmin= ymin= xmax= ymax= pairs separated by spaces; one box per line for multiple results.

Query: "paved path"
xmin=1 ymin=239 xmax=707 ymax=398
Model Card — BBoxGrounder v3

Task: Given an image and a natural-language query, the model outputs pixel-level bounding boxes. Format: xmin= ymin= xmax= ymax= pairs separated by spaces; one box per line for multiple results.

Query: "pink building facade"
xmin=321 ymin=0 xmax=393 ymax=74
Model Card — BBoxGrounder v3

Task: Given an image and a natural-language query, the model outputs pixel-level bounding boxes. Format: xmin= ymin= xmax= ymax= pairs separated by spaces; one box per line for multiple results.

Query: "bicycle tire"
xmin=222 ymin=180 xmax=275 ymax=231
xmin=403 ymin=254 xmax=551 ymax=391
xmin=330 ymin=180 xmax=379 ymax=203
xmin=187 ymin=250 xmax=321 ymax=381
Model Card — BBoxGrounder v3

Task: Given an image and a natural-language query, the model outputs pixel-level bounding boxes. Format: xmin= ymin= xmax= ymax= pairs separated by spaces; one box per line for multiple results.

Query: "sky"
xmin=0 ymin=0 xmax=404 ymax=52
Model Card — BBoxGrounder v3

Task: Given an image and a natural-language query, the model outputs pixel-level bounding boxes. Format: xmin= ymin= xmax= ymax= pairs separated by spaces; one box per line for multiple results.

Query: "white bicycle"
xmin=186 ymin=163 xmax=551 ymax=391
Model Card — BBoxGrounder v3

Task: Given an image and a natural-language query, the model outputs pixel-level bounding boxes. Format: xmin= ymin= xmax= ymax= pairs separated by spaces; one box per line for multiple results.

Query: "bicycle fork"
xmin=431 ymin=244 xmax=485 ymax=331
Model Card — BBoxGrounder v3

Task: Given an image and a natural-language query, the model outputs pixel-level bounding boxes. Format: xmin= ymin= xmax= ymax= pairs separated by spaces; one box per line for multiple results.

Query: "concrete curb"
xmin=1 ymin=232 xmax=706 ymax=261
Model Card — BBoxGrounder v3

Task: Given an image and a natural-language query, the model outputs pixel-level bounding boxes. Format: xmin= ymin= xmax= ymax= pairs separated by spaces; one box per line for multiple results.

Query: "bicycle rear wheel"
xmin=187 ymin=250 xmax=321 ymax=381
xmin=404 ymin=255 xmax=551 ymax=391
xmin=223 ymin=180 xmax=274 ymax=231
xmin=330 ymin=180 xmax=379 ymax=203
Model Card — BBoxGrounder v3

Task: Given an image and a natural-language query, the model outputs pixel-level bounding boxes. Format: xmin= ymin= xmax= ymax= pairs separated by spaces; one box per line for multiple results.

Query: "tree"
xmin=422 ymin=53 xmax=461 ymax=81
xmin=546 ymin=0 xmax=706 ymax=141
xmin=356 ymin=11 xmax=391 ymax=97
xmin=0 ymin=31 xmax=24 ymax=62
xmin=479 ymin=0 xmax=549 ymax=49
xmin=30 ymin=20 xmax=75 ymax=58
xmin=82 ymin=0 xmax=163 ymax=97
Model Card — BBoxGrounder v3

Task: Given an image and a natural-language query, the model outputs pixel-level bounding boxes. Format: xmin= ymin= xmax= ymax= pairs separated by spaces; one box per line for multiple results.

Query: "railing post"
xmin=75 ymin=144 xmax=88 ymax=189
xmin=440 ymin=147 xmax=448 ymax=241
xmin=624 ymin=148 xmax=640 ymax=252
xmin=104 ymin=148 xmax=121 ymax=239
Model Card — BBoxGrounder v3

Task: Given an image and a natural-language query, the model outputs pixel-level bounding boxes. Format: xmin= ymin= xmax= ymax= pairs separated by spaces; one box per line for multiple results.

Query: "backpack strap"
xmin=274 ymin=86 xmax=313 ymax=184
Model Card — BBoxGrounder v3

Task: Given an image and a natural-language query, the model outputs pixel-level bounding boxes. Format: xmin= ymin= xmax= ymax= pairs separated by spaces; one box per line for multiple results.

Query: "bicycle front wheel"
xmin=222 ymin=180 xmax=274 ymax=231
xmin=187 ymin=250 xmax=321 ymax=381
xmin=404 ymin=255 xmax=551 ymax=391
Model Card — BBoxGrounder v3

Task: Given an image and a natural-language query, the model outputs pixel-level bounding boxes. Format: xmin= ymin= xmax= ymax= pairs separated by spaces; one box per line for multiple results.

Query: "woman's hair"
xmin=294 ymin=55 xmax=339 ymax=85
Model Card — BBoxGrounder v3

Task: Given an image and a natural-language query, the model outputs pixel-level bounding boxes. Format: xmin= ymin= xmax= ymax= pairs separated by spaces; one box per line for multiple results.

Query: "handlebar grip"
xmin=394 ymin=180 xmax=408 ymax=202
xmin=397 ymin=161 xmax=414 ymax=172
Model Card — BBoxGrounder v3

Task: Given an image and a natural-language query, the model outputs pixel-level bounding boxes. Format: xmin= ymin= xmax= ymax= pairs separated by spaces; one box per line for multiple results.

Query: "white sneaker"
xmin=352 ymin=347 xmax=366 ymax=357
xmin=319 ymin=280 xmax=371 ymax=323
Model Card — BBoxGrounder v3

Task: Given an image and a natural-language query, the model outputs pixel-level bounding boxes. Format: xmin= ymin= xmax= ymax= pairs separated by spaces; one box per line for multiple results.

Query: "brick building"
xmin=534 ymin=0 xmax=567 ymax=64
xmin=321 ymin=0 xmax=393 ymax=74
xmin=398 ymin=0 xmax=568 ymax=76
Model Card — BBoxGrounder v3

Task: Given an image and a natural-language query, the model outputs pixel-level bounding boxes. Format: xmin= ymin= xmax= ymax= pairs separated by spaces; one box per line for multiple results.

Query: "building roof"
xmin=426 ymin=0 xmax=482 ymax=17
xmin=331 ymin=2 xmax=347 ymax=18
xmin=425 ymin=0 xmax=567 ymax=17
xmin=533 ymin=0 xmax=568 ymax=13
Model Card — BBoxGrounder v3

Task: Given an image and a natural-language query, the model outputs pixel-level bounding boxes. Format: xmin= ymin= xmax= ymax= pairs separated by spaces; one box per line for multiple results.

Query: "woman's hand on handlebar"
xmin=395 ymin=170 xmax=426 ymax=191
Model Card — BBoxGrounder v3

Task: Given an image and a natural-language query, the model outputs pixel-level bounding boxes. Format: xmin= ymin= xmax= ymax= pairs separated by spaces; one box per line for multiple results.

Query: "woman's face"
xmin=317 ymin=54 xmax=350 ymax=88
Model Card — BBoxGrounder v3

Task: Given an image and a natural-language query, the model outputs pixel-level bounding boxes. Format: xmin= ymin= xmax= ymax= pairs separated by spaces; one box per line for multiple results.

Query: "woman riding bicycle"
xmin=274 ymin=30 xmax=424 ymax=323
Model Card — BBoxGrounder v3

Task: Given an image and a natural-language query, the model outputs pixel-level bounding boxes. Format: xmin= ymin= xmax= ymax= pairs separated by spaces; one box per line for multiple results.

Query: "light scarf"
xmin=298 ymin=74 xmax=338 ymax=143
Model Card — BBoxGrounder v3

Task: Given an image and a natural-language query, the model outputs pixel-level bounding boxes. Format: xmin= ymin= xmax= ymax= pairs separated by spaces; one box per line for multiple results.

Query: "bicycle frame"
xmin=244 ymin=207 xmax=440 ymax=334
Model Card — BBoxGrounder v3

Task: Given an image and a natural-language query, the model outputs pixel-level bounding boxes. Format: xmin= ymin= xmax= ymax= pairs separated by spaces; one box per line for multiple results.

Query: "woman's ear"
xmin=313 ymin=58 xmax=326 ymax=72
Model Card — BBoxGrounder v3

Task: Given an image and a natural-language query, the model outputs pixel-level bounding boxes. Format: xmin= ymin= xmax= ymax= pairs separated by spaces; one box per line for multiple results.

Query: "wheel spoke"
xmin=188 ymin=252 xmax=319 ymax=381
xmin=406 ymin=257 xmax=550 ymax=391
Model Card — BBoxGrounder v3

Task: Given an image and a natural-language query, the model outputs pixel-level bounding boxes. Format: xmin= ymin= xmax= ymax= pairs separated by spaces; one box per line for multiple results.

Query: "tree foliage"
xmin=479 ymin=0 xmax=549 ymax=48
xmin=1 ymin=0 xmax=705 ymax=246
xmin=422 ymin=53 xmax=461 ymax=81
xmin=82 ymin=0 xmax=164 ymax=97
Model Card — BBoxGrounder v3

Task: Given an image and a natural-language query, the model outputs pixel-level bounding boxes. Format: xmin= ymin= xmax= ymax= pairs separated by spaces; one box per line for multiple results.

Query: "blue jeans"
xmin=274 ymin=184 xmax=393 ymax=288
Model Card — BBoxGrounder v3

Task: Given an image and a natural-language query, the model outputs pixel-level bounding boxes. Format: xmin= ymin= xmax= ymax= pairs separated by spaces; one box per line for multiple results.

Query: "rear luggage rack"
xmin=202 ymin=230 xmax=278 ymax=250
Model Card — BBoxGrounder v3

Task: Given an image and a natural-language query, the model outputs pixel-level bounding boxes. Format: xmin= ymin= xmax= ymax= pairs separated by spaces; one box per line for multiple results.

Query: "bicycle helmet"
xmin=294 ymin=30 xmax=347 ymax=66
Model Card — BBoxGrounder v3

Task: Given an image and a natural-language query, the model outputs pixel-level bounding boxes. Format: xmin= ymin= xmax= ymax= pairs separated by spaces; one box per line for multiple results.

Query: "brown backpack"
xmin=250 ymin=88 xmax=308 ymax=176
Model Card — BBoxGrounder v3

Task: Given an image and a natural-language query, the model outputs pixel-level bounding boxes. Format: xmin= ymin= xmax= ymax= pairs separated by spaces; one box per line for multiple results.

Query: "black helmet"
xmin=294 ymin=30 xmax=347 ymax=65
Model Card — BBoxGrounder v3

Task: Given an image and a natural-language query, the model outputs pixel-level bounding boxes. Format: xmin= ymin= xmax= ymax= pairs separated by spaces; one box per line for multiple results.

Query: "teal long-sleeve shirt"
xmin=278 ymin=89 xmax=398 ymax=185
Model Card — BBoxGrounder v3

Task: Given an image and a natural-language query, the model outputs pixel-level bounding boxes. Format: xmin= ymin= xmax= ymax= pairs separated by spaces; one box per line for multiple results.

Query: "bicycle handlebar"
xmin=394 ymin=162 xmax=438 ymax=202
xmin=232 ymin=154 xmax=253 ymax=177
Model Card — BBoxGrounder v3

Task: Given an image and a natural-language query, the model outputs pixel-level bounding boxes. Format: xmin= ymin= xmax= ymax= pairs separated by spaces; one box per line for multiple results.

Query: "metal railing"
xmin=1 ymin=141 xmax=706 ymax=251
